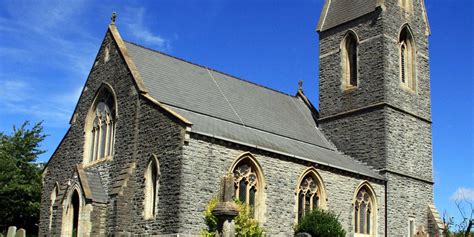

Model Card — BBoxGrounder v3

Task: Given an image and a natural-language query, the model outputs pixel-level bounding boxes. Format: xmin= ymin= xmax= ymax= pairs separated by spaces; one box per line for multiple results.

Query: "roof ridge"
xmin=123 ymin=40 xmax=296 ymax=98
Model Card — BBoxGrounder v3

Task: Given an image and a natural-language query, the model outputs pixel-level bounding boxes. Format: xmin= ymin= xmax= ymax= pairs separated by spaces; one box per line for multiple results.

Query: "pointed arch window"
xmin=399 ymin=26 xmax=416 ymax=91
xmin=49 ymin=185 xmax=59 ymax=232
xmin=296 ymin=169 xmax=326 ymax=223
xmin=144 ymin=157 xmax=160 ymax=219
xmin=354 ymin=184 xmax=376 ymax=236
xmin=86 ymin=86 xmax=116 ymax=164
xmin=232 ymin=155 xmax=264 ymax=220
xmin=342 ymin=31 xmax=358 ymax=89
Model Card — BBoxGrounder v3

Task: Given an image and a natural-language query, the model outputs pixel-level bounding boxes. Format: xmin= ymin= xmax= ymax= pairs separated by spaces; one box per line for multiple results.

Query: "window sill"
xmin=83 ymin=155 xmax=113 ymax=168
xmin=399 ymin=83 xmax=416 ymax=94
xmin=342 ymin=85 xmax=358 ymax=93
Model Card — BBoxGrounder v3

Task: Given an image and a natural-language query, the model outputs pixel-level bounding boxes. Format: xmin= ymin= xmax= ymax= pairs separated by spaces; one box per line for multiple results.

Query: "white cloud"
xmin=122 ymin=7 xmax=170 ymax=50
xmin=450 ymin=187 xmax=474 ymax=202
xmin=0 ymin=79 xmax=82 ymax=127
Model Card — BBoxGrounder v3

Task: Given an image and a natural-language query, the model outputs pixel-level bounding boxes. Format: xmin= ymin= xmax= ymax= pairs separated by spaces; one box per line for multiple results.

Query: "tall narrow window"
xmin=144 ymin=157 xmax=160 ymax=219
xmin=354 ymin=184 xmax=376 ymax=236
xmin=86 ymin=86 xmax=116 ymax=164
xmin=49 ymin=185 xmax=58 ymax=232
xmin=399 ymin=26 xmax=416 ymax=91
xmin=232 ymin=154 xmax=264 ymax=220
xmin=296 ymin=169 xmax=326 ymax=223
xmin=342 ymin=31 xmax=358 ymax=89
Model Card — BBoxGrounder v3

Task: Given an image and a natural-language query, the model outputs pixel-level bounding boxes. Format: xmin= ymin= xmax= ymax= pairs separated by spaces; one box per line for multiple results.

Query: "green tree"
xmin=0 ymin=121 xmax=46 ymax=234
xmin=295 ymin=209 xmax=346 ymax=237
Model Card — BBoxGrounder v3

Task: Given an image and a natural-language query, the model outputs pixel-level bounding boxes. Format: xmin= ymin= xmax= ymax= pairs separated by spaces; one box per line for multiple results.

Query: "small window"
xmin=49 ymin=185 xmax=58 ymax=232
xmin=409 ymin=219 xmax=415 ymax=236
xmin=342 ymin=31 xmax=358 ymax=89
xmin=144 ymin=157 xmax=160 ymax=219
xmin=354 ymin=184 xmax=376 ymax=236
xmin=399 ymin=26 xmax=416 ymax=91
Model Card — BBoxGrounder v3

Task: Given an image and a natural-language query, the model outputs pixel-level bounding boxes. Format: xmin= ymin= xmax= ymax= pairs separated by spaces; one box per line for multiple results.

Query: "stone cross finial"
xmin=298 ymin=80 xmax=303 ymax=91
xmin=212 ymin=174 xmax=239 ymax=237
xmin=111 ymin=12 xmax=117 ymax=24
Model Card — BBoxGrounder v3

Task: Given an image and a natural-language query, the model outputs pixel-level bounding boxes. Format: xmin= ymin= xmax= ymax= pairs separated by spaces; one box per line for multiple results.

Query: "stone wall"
xmin=318 ymin=0 xmax=435 ymax=235
xmin=39 ymin=28 xmax=186 ymax=236
xmin=179 ymin=135 xmax=386 ymax=236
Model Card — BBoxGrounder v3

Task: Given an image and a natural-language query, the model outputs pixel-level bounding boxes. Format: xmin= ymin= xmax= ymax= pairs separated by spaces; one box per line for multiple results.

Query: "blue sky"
xmin=0 ymin=0 xmax=472 ymax=226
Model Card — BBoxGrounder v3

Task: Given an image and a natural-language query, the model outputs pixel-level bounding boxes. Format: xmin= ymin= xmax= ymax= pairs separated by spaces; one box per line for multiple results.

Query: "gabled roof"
xmin=317 ymin=0 xmax=380 ymax=32
xmin=123 ymin=41 xmax=383 ymax=180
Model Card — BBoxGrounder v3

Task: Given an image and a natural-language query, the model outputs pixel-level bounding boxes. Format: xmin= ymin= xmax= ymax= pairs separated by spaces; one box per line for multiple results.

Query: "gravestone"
xmin=6 ymin=226 xmax=16 ymax=237
xmin=15 ymin=229 xmax=26 ymax=237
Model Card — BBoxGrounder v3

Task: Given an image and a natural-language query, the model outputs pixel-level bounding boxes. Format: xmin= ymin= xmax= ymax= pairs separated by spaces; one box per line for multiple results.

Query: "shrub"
xmin=201 ymin=198 xmax=264 ymax=237
xmin=295 ymin=209 xmax=346 ymax=237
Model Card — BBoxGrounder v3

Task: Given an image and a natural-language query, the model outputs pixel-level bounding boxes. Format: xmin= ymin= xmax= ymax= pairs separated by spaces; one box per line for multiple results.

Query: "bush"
xmin=201 ymin=198 xmax=264 ymax=237
xmin=295 ymin=209 xmax=346 ymax=237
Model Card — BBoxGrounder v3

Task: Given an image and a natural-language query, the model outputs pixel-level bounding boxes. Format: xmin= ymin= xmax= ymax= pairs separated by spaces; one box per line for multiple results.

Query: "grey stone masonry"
xmin=180 ymin=135 xmax=385 ymax=236
xmin=39 ymin=26 xmax=187 ymax=236
xmin=318 ymin=0 xmax=436 ymax=235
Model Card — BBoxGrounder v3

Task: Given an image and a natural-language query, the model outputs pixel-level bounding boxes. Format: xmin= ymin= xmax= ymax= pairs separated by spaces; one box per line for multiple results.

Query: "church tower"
xmin=317 ymin=0 xmax=441 ymax=235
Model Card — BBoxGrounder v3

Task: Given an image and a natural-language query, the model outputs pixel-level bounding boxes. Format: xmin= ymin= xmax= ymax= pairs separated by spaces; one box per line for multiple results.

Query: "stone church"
xmin=39 ymin=0 xmax=445 ymax=236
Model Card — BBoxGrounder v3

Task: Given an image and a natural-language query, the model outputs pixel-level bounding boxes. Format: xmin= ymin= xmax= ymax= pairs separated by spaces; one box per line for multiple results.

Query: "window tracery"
xmin=86 ymin=87 xmax=116 ymax=164
xmin=354 ymin=185 xmax=376 ymax=236
xmin=233 ymin=162 xmax=258 ymax=208
xmin=297 ymin=175 xmax=320 ymax=222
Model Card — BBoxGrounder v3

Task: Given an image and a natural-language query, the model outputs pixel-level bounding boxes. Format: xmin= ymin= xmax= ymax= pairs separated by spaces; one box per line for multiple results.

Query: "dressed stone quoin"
xmin=39 ymin=0 xmax=445 ymax=236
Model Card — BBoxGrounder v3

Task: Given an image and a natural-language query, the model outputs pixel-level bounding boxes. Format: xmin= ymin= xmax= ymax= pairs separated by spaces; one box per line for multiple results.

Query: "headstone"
xmin=414 ymin=225 xmax=429 ymax=237
xmin=6 ymin=226 xmax=16 ymax=237
xmin=15 ymin=229 xmax=26 ymax=237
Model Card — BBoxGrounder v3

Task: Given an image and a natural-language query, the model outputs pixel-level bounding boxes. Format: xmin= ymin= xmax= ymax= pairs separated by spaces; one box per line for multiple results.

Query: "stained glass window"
xmin=354 ymin=187 xmax=375 ymax=235
xmin=297 ymin=173 xmax=321 ymax=222
xmin=88 ymin=88 xmax=115 ymax=163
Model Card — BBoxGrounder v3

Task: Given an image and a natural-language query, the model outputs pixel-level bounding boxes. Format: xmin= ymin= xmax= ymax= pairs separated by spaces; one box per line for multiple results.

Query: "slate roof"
xmin=317 ymin=0 xmax=379 ymax=32
xmin=124 ymin=41 xmax=383 ymax=180
xmin=83 ymin=170 xmax=108 ymax=203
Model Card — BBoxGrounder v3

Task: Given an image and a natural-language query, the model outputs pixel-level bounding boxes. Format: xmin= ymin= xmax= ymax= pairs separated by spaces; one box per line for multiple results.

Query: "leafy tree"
xmin=295 ymin=209 xmax=346 ymax=237
xmin=0 ymin=121 xmax=46 ymax=234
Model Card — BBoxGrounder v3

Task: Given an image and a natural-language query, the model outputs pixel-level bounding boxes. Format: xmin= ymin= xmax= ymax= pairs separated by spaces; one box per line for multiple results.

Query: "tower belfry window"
xmin=342 ymin=31 xmax=358 ymax=89
xmin=399 ymin=26 xmax=416 ymax=91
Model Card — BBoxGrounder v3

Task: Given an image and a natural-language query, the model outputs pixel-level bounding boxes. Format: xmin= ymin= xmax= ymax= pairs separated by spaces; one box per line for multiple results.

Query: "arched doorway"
xmin=71 ymin=191 xmax=80 ymax=237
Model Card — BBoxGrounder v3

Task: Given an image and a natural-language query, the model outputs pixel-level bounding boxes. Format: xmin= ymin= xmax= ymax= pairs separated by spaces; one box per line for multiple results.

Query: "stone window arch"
xmin=353 ymin=182 xmax=377 ymax=236
xmin=341 ymin=30 xmax=359 ymax=90
xmin=84 ymin=84 xmax=117 ymax=164
xmin=295 ymin=168 xmax=327 ymax=223
xmin=399 ymin=25 xmax=416 ymax=91
xmin=49 ymin=183 xmax=59 ymax=232
xmin=144 ymin=155 xmax=160 ymax=220
xmin=230 ymin=153 xmax=265 ymax=221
